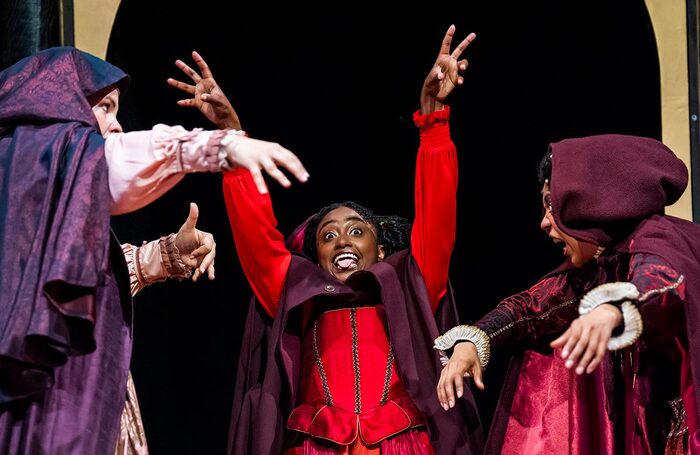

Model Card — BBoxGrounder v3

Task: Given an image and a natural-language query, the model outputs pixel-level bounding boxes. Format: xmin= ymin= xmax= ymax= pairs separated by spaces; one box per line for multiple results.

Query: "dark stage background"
xmin=105 ymin=2 xmax=660 ymax=453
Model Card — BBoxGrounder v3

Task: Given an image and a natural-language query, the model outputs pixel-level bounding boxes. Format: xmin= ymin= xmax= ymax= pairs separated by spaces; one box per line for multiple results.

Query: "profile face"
xmin=91 ymin=88 xmax=122 ymax=137
xmin=539 ymin=181 xmax=599 ymax=267
xmin=315 ymin=206 xmax=384 ymax=282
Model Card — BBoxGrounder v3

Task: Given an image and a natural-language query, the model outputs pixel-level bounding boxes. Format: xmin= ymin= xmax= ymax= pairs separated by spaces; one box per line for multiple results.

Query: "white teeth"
xmin=334 ymin=253 xmax=358 ymax=265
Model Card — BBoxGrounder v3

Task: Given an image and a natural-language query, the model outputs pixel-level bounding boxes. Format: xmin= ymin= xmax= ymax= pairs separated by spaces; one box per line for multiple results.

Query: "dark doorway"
xmin=108 ymin=2 xmax=660 ymax=453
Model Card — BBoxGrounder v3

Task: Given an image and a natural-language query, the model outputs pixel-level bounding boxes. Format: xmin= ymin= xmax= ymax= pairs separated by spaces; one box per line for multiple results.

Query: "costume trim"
xmin=434 ymin=325 xmax=491 ymax=369
xmin=578 ymin=282 xmax=643 ymax=351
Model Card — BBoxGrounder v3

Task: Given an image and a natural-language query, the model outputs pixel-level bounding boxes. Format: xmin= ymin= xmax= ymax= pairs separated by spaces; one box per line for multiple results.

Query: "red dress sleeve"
xmin=410 ymin=107 xmax=458 ymax=312
xmin=222 ymin=168 xmax=291 ymax=317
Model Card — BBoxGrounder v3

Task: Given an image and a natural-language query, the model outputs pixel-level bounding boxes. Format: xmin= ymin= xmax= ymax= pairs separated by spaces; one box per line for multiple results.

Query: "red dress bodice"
xmin=287 ymin=306 xmax=426 ymax=445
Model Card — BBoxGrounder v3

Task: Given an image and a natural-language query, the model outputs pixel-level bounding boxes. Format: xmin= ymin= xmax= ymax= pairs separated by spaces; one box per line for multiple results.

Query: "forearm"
xmin=222 ymin=169 xmax=290 ymax=317
xmin=437 ymin=274 xmax=577 ymax=363
xmin=122 ymin=234 xmax=191 ymax=297
xmin=476 ymin=286 xmax=579 ymax=351
xmin=410 ymin=107 xmax=457 ymax=311
xmin=107 ymin=125 xmax=246 ymax=215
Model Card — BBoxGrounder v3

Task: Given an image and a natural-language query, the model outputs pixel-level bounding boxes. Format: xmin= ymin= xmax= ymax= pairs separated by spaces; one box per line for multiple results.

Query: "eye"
xmin=350 ymin=227 xmax=362 ymax=236
xmin=542 ymin=192 xmax=552 ymax=212
xmin=323 ymin=231 xmax=337 ymax=241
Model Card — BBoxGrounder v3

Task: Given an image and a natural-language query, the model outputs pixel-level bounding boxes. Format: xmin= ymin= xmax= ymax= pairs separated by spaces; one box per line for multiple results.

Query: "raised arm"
xmin=223 ymin=170 xmax=291 ymax=317
xmin=411 ymin=26 xmax=475 ymax=312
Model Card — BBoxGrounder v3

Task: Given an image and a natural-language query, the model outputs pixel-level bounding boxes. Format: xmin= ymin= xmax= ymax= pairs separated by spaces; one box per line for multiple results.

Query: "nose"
xmin=540 ymin=211 xmax=552 ymax=232
xmin=334 ymin=233 xmax=352 ymax=249
xmin=108 ymin=118 xmax=124 ymax=135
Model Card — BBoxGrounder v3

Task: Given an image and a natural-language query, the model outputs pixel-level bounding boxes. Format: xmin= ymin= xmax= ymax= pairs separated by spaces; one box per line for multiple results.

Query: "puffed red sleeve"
xmin=410 ymin=107 xmax=457 ymax=312
xmin=223 ymin=168 xmax=291 ymax=317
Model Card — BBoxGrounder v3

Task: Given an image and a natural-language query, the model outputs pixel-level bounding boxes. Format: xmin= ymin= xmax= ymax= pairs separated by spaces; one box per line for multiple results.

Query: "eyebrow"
xmin=319 ymin=215 xmax=367 ymax=231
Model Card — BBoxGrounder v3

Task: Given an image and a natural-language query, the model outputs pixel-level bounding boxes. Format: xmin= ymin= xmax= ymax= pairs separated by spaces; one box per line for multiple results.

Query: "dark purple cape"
xmin=228 ymin=251 xmax=484 ymax=454
xmin=0 ymin=47 xmax=133 ymax=453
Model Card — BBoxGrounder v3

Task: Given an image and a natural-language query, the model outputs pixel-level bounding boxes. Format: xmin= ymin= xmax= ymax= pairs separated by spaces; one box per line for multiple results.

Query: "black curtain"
xmin=103 ymin=2 xmax=660 ymax=454
xmin=0 ymin=0 xmax=61 ymax=69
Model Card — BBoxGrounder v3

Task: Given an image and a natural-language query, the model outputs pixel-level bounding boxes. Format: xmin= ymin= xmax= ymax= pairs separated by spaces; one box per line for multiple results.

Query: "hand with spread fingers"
xmin=550 ymin=304 xmax=623 ymax=375
xmin=168 ymin=51 xmax=241 ymax=130
xmin=437 ymin=342 xmax=485 ymax=411
xmin=421 ymin=25 xmax=476 ymax=114
xmin=226 ymin=136 xmax=309 ymax=194
xmin=174 ymin=202 xmax=216 ymax=281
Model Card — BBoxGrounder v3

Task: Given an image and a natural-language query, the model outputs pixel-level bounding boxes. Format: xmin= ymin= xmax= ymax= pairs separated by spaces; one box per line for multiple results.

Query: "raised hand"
xmin=168 ymin=51 xmax=241 ymax=130
xmin=174 ymin=203 xmax=216 ymax=281
xmin=421 ymin=25 xmax=476 ymax=114
xmin=437 ymin=342 xmax=484 ymax=411
xmin=550 ymin=304 xmax=622 ymax=374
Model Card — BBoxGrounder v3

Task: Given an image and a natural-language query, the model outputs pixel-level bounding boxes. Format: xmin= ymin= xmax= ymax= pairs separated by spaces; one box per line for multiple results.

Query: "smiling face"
xmin=315 ymin=206 xmax=385 ymax=282
xmin=90 ymin=88 xmax=123 ymax=138
xmin=540 ymin=180 xmax=600 ymax=267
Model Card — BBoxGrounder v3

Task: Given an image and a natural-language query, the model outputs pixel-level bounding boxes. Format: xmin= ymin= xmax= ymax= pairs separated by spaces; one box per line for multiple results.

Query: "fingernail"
xmin=442 ymin=403 xmax=448 ymax=411
xmin=565 ymin=359 xmax=574 ymax=368
xmin=561 ymin=350 xmax=569 ymax=358
xmin=576 ymin=366 xmax=584 ymax=375
xmin=448 ymin=399 xmax=454 ymax=408
xmin=457 ymin=390 xmax=463 ymax=398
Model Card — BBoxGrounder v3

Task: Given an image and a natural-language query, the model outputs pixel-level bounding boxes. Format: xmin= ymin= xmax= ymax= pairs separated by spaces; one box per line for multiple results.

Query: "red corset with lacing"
xmin=287 ymin=306 xmax=426 ymax=445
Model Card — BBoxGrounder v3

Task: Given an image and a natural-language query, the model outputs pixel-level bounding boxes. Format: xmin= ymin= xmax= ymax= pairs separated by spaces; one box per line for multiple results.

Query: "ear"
xmin=378 ymin=244 xmax=385 ymax=261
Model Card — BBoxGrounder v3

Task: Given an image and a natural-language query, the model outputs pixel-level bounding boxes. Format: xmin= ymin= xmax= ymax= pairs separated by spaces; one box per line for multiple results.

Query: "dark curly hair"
xmin=537 ymin=146 xmax=553 ymax=185
xmin=302 ymin=201 xmax=411 ymax=262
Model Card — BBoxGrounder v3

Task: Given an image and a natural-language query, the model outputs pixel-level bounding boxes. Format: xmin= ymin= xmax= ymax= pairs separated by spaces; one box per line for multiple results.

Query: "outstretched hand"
xmin=437 ymin=342 xmax=484 ymax=411
xmin=226 ymin=136 xmax=309 ymax=194
xmin=174 ymin=203 xmax=216 ymax=281
xmin=168 ymin=51 xmax=241 ymax=130
xmin=550 ymin=304 xmax=622 ymax=375
xmin=421 ymin=25 xmax=476 ymax=114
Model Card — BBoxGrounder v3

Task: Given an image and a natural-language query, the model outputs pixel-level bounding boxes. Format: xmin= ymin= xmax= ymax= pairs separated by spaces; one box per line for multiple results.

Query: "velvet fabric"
xmin=0 ymin=47 xmax=133 ymax=453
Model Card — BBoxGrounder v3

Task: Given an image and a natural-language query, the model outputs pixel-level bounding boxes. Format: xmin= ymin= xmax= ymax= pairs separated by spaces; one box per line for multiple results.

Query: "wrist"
xmin=420 ymin=95 xmax=444 ymax=115
xmin=598 ymin=303 xmax=623 ymax=327
xmin=579 ymin=282 xmax=643 ymax=350
xmin=435 ymin=324 xmax=491 ymax=369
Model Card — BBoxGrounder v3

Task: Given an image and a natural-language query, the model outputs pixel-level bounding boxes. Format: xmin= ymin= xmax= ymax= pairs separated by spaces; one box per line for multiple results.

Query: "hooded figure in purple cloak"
xmin=0 ymin=47 xmax=134 ymax=454
xmin=0 ymin=47 xmax=309 ymax=454
xmin=436 ymin=134 xmax=700 ymax=454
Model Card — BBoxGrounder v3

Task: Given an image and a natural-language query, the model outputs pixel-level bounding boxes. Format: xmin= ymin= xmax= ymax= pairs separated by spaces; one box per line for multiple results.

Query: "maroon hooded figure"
xmin=463 ymin=134 xmax=700 ymax=454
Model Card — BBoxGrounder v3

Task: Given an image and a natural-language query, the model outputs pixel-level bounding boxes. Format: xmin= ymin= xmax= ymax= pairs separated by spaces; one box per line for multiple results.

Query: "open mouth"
xmin=333 ymin=252 xmax=359 ymax=272
xmin=550 ymin=237 xmax=568 ymax=256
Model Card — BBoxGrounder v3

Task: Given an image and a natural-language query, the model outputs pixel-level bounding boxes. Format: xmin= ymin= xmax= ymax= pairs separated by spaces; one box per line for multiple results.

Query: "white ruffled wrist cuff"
xmin=434 ymin=325 xmax=491 ymax=369
xmin=579 ymin=282 xmax=643 ymax=351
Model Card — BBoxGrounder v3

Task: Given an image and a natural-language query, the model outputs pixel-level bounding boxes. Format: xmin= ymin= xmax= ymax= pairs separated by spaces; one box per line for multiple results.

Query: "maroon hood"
xmin=549 ymin=134 xmax=688 ymax=245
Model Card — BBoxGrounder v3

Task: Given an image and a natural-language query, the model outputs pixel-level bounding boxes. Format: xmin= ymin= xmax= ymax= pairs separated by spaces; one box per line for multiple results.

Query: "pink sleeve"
xmin=121 ymin=234 xmax=191 ymax=297
xmin=106 ymin=125 xmax=240 ymax=215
